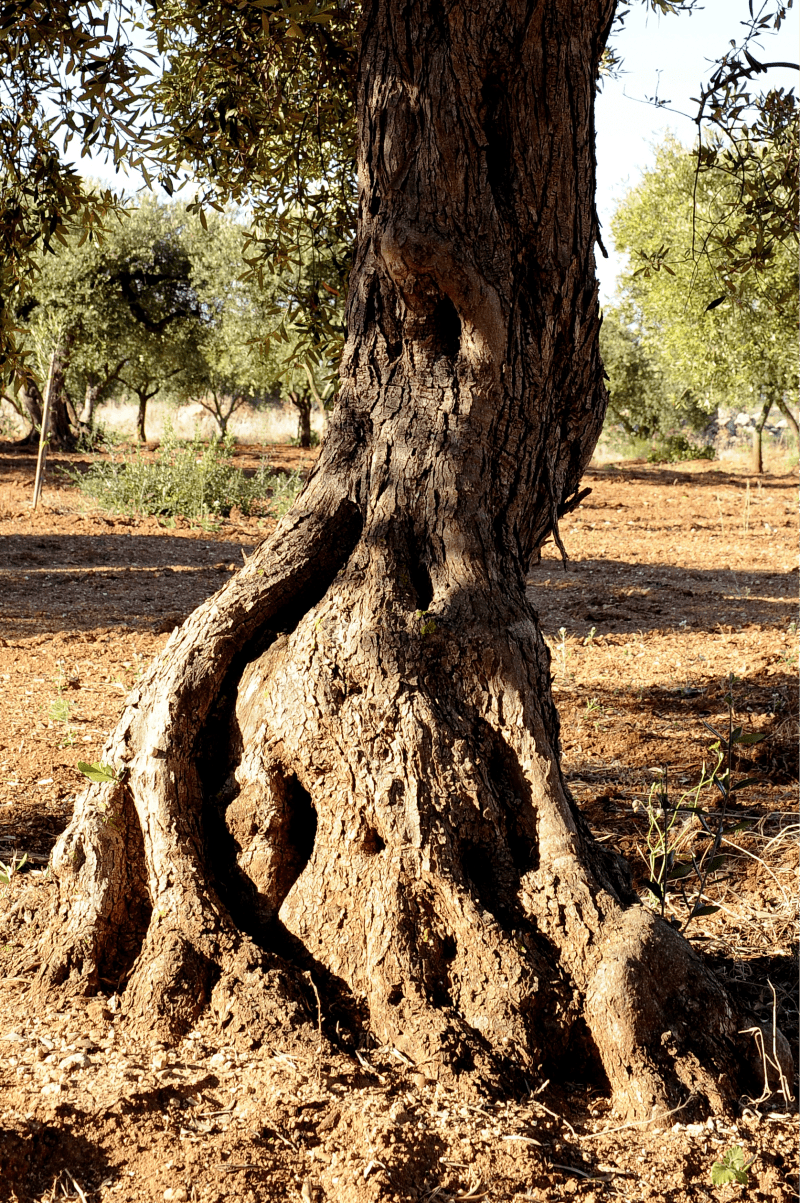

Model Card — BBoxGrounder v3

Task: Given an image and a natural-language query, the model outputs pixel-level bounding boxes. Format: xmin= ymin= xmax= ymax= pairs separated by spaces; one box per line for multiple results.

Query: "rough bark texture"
xmin=37 ymin=0 xmax=785 ymax=1120
xmin=16 ymin=374 xmax=43 ymax=444
xmin=48 ymin=333 xmax=79 ymax=450
xmin=751 ymin=395 xmax=772 ymax=475
xmin=290 ymin=389 xmax=314 ymax=448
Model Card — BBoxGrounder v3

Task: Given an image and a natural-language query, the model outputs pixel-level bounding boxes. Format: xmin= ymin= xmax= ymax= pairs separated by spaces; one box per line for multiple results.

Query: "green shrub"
xmin=646 ymin=433 xmax=715 ymax=463
xmin=289 ymin=429 xmax=321 ymax=447
xmin=67 ymin=424 xmax=303 ymax=521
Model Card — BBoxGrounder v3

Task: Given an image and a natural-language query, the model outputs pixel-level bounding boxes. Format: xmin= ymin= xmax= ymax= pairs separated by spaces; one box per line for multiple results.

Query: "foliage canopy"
xmin=1 ymin=0 xmax=796 ymax=402
xmin=608 ymin=134 xmax=798 ymax=428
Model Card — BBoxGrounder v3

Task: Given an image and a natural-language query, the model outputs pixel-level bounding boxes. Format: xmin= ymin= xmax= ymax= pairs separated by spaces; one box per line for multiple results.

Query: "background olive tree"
xmin=604 ymin=129 xmax=798 ymax=468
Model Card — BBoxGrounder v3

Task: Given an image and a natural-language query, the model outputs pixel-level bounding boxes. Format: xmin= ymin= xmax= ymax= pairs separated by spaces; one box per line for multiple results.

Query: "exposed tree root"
xmin=33 ymin=508 xmax=790 ymax=1120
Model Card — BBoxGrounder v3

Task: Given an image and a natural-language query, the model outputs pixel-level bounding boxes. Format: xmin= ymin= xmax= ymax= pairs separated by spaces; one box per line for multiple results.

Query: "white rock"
xmin=163 ymin=1188 xmax=188 ymax=1202
xmin=388 ymin=1101 xmax=411 ymax=1125
xmin=41 ymin=1082 xmax=62 ymax=1095
xmin=59 ymin=1053 xmax=89 ymax=1070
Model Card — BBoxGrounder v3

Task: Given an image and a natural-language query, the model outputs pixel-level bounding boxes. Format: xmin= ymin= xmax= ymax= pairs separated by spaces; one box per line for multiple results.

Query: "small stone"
xmin=411 ymin=1073 xmax=429 ymax=1090
xmin=163 ymin=1189 xmax=188 ymax=1202
xmin=59 ymin=1053 xmax=89 ymax=1070
xmin=388 ymin=1101 xmax=411 ymax=1125
xmin=41 ymin=1082 xmax=62 ymax=1095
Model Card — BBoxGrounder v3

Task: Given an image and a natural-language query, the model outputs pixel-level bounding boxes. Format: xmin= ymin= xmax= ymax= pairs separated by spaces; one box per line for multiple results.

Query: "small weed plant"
xmin=710 ymin=1146 xmax=754 ymax=1187
xmin=49 ymin=695 xmax=70 ymax=724
xmin=49 ymin=673 xmax=78 ymax=747
xmin=0 ymin=852 xmax=28 ymax=885
xmin=67 ymin=423 xmax=303 ymax=522
xmin=638 ymin=675 xmax=764 ymax=931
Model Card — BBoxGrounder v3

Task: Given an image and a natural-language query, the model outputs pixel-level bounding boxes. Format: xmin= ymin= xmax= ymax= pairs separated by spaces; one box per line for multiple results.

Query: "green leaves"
xmin=710 ymin=1146 xmax=753 ymax=1186
xmin=0 ymin=1 xmax=158 ymax=384
xmin=76 ymin=761 xmax=119 ymax=783
xmin=0 ymin=852 xmax=28 ymax=885
xmin=609 ymin=133 xmax=798 ymax=437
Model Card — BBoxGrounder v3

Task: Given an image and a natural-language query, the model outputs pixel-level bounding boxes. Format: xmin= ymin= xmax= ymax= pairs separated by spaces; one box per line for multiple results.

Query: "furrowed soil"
xmin=0 ymin=441 xmax=796 ymax=1203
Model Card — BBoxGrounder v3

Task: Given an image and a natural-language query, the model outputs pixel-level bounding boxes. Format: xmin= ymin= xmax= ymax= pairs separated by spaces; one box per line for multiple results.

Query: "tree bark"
xmin=47 ymin=331 xmax=79 ymax=450
xmin=751 ymin=394 xmax=773 ymax=475
xmin=133 ymin=387 xmax=159 ymax=443
xmin=36 ymin=0 xmax=787 ymax=1120
xmin=15 ymin=374 xmax=43 ymax=445
xmin=290 ymin=389 xmax=313 ymax=447
xmin=776 ymin=395 xmax=799 ymax=444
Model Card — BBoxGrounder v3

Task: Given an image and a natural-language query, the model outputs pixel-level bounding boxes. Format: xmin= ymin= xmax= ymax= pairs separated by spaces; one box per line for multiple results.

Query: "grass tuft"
xmin=66 ymin=424 xmax=303 ymax=522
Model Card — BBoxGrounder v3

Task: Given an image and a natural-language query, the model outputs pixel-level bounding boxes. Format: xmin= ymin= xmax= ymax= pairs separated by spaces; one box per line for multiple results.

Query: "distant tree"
xmin=600 ymin=301 xmax=708 ymax=441
xmin=0 ymin=1 xmax=155 ymax=382
xmin=11 ymin=197 xmax=206 ymax=446
xmin=181 ymin=212 xmax=283 ymax=438
xmin=610 ymin=134 xmax=798 ymax=471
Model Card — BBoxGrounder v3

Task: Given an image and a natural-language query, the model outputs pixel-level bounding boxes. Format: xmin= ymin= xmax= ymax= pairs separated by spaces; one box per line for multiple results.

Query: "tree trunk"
xmin=290 ymin=389 xmax=313 ymax=447
xmin=751 ymin=394 xmax=772 ymax=475
xmin=135 ymin=390 xmax=155 ymax=443
xmin=79 ymin=379 xmax=102 ymax=430
xmin=36 ymin=0 xmax=786 ymax=1120
xmin=16 ymin=374 xmax=43 ymax=445
xmin=79 ymin=360 xmax=127 ymax=434
xmin=776 ymin=395 xmax=799 ymax=444
xmin=46 ymin=332 xmax=79 ymax=450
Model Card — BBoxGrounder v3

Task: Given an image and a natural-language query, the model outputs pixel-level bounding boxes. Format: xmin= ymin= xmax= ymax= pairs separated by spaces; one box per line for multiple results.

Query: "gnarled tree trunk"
xmin=290 ymin=388 xmax=314 ymax=448
xmin=37 ymin=0 xmax=784 ymax=1120
xmin=47 ymin=331 xmax=79 ymax=450
xmin=15 ymin=373 xmax=43 ymax=445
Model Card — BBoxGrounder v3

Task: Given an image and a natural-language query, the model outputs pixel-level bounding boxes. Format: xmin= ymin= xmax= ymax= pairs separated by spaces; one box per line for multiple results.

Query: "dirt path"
xmin=0 ymin=445 xmax=796 ymax=1203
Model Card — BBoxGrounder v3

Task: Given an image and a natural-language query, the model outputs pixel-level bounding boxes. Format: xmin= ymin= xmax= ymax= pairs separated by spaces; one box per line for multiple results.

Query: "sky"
xmin=594 ymin=0 xmax=799 ymax=302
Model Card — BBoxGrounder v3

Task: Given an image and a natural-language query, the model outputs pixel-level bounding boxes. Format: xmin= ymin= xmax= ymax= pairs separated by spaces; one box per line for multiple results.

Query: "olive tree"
xmin=31 ymin=0 xmax=794 ymax=1123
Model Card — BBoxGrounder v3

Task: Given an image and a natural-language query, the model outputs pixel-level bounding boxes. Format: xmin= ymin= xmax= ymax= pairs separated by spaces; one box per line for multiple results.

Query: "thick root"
xmin=36 ymin=519 xmax=792 ymax=1118
xmin=584 ymin=908 xmax=741 ymax=1121
xmin=122 ymin=920 xmax=309 ymax=1048
xmin=37 ymin=779 xmax=149 ymax=997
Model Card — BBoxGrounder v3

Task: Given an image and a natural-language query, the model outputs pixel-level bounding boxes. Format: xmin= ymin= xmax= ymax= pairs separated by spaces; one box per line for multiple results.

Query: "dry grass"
xmin=100 ymin=399 xmax=326 ymax=445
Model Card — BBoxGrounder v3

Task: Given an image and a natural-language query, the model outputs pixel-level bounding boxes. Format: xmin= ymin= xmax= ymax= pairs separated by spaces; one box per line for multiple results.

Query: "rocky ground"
xmin=0 ymin=441 xmax=796 ymax=1203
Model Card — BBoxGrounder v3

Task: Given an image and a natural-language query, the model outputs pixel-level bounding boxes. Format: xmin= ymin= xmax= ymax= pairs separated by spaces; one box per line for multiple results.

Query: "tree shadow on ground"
xmin=0 ymin=1119 xmax=111 ymax=1201
xmin=586 ymin=463 xmax=798 ymax=491
xmin=528 ymin=557 xmax=797 ymax=638
xmin=0 ymin=534 xmax=259 ymax=636
xmin=1 ymin=533 xmax=253 ymax=570
xmin=559 ymin=669 xmax=798 ymax=785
